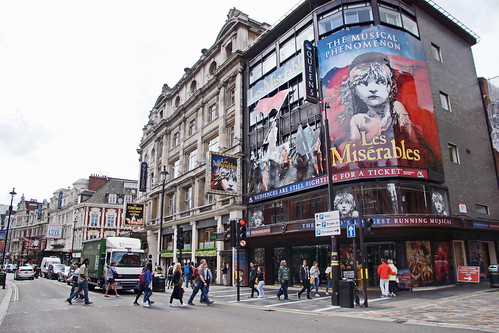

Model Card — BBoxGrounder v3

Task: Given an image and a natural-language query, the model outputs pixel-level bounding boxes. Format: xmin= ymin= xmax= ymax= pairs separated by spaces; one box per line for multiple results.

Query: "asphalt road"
xmin=0 ymin=276 xmax=490 ymax=333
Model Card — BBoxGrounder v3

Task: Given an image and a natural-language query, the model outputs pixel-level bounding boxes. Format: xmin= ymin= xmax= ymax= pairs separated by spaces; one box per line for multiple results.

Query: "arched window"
xmin=175 ymin=96 xmax=181 ymax=108
xmin=190 ymin=80 xmax=197 ymax=93
xmin=209 ymin=61 xmax=217 ymax=75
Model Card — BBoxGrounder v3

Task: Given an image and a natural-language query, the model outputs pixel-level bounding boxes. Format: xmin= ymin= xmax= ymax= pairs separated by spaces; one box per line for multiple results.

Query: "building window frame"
xmin=448 ymin=143 xmax=460 ymax=164
xmin=431 ymin=43 xmax=443 ymax=62
xmin=106 ymin=215 xmax=115 ymax=228
xmin=440 ymin=91 xmax=451 ymax=111
xmin=475 ymin=204 xmax=489 ymax=215
xmin=90 ymin=214 xmax=99 ymax=227
xmin=189 ymin=119 xmax=196 ymax=136
xmin=187 ymin=149 xmax=198 ymax=171
xmin=208 ymin=104 xmax=218 ymax=122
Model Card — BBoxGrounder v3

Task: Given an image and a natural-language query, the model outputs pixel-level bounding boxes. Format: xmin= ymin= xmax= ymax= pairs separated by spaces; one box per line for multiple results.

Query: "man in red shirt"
xmin=377 ymin=258 xmax=394 ymax=297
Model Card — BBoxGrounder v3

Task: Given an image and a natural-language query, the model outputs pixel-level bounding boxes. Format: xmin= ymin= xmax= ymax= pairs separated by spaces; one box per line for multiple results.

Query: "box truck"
xmin=81 ymin=237 xmax=147 ymax=291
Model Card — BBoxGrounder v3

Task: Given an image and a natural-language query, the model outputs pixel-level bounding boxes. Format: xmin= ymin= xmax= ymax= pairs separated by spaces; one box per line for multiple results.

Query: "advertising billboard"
xmin=207 ymin=152 xmax=240 ymax=196
xmin=317 ymin=26 xmax=442 ymax=182
xmin=125 ymin=203 xmax=144 ymax=226
xmin=46 ymin=225 xmax=63 ymax=239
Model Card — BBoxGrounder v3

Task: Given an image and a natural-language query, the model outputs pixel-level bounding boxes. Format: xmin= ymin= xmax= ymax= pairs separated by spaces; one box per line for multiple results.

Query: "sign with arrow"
xmin=457 ymin=266 xmax=480 ymax=283
xmin=347 ymin=223 xmax=356 ymax=238
xmin=314 ymin=211 xmax=340 ymax=237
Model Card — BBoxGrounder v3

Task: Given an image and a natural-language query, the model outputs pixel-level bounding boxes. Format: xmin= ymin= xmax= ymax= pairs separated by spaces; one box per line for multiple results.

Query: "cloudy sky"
xmin=0 ymin=0 xmax=497 ymax=205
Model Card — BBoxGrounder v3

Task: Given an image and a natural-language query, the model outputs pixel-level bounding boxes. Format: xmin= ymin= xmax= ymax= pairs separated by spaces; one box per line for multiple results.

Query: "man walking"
xmin=66 ymin=258 xmax=92 ymax=305
xmin=248 ymin=262 xmax=259 ymax=297
xmin=377 ymin=258 xmax=394 ymax=297
xmin=276 ymin=260 xmax=290 ymax=300
xmin=184 ymin=261 xmax=193 ymax=288
xmin=297 ymin=259 xmax=312 ymax=299
xmin=188 ymin=259 xmax=214 ymax=306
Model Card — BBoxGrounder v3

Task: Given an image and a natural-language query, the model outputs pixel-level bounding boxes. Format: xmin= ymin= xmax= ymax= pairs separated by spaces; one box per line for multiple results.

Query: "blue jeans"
xmin=69 ymin=280 xmax=90 ymax=303
xmin=189 ymin=280 xmax=211 ymax=304
xmin=185 ymin=274 xmax=192 ymax=287
xmin=143 ymin=286 xmax=153 ymax=303
xmin=326 ymin=278 xmax=332 ymax=292
xmin=277 ymin=280 xmax=288 ymax=299
xmin=314 ymin=277 xmax=319 ymax=293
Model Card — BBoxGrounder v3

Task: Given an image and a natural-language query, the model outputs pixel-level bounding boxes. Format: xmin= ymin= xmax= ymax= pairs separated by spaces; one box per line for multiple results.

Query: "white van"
xmin=40 ymin=256 xmax=61 ymax=278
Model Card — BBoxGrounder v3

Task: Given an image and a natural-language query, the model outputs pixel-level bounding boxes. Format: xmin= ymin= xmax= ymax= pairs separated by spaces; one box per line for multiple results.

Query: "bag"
xmin=138 ymin=272 xmax=146 ymax=285
xmin=192 ymin=267 xmax=199 ymax=279
xmin=309 ymin=277 xmax=315 ymax=284
xmin=255 ymin=278 xmax=259 ymax=284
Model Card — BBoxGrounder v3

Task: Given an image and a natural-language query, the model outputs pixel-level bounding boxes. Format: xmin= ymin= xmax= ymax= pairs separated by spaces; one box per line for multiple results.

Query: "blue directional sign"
xmin=347 ymin=224 xmax=356 ymax=238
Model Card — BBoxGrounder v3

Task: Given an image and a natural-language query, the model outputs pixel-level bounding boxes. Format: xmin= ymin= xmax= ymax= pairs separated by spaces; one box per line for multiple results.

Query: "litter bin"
xmin=339 ymin=280 xmax=354 ymax=308
xmin=0 ymin=271 xmax=6 ymax=289
xmin=489 ymin=265 xmax=499 ymax=288
xmin=152 ymin=275 xmax=166 ymax=292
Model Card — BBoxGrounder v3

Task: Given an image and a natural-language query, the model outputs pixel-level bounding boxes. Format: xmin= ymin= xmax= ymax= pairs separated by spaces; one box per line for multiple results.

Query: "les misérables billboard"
xmin=318 ymin=26 xmax=443 ymax=182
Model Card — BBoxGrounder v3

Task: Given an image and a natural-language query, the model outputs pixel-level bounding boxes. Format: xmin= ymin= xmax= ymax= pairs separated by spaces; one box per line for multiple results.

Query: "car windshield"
xmin=53 ymin=264 xmax=65 ymax=270
xmin=111 ymin=251 xmax=147 ymax=267
xmin=20 ymin=267 xmax=33 ymax=271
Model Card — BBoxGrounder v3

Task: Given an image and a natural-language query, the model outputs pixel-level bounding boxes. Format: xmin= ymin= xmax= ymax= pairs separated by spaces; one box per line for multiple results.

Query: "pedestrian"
xmin=256 ymin=266 xmax=265 ymax=298
xmin=297 ymin=260 xmax=312 ymax=299
xmin=133 ymin=265 xmax=155 ymax=306
xmin=169 ymin=262 xmax=186 ymax=307
xmin=166 ymin=262 xmax=175 ymax=289
xmin=188 ymin=259 xmax=214 ymax=306
xmin=142 ymin=262 xmax=154 ymax=307
xmin=325 ymin=261 xmax=333 ymax=295
xmin=68 ymin=262 xmax=80 ymax=298
xmin=310 ymin=261 xmax=321 ymax=297
xmin=104 ymin=261 xmax=120 ymax=298
xmin=66 ymin=258 xmax=92 ymax=305
xmin=200 ymin=264 xmax=212 ymax=303
xmin=183 ymin=261 xmax=193 ymax=288
xmin=276 ymin=260 xmax=289 ymax=300
xmin=388 ymin=259 xmax=398 ymax=297
xmin=103 ymin=263 xmax=109 ymax=290
xmin=248 ymin=262 xmax=259 ymax=297
xmin=221 ymin=262 xmax=229 ymax=286
xmin=377 ymin=258 xmax=395 ymax=297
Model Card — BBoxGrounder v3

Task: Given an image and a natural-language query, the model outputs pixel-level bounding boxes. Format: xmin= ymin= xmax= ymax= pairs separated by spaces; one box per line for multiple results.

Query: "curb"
xmin=0 ymin=282 xmax=12 ymax=327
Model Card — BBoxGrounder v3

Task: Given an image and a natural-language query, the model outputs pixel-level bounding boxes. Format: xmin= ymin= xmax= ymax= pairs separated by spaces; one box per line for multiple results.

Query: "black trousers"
xmin=249 ymin=279 xmax=259 ymax=297
xmin=298 ymin=279 xmax=311 ymax=298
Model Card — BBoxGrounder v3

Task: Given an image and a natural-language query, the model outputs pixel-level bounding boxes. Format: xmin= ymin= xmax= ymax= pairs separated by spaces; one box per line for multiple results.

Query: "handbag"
xmin=309 ymin=277 xmax=315 ymax=284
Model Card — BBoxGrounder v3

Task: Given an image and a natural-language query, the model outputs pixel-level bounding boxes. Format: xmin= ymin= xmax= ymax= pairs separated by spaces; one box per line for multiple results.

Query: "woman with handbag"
xmin=170 ymin=262 xmax=186 ymax=307
xmin=310 ymin=261 xmax=321 ymax=297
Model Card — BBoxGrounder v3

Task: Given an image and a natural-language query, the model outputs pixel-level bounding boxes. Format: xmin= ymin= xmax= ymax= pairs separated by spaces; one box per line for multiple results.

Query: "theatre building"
xmin=244 ymin=0 xmax=499 ymax=288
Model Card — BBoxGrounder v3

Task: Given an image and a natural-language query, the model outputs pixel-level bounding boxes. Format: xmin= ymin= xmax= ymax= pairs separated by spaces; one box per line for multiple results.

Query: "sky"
xmin=0 ymin=0 xmax=498 ymax=206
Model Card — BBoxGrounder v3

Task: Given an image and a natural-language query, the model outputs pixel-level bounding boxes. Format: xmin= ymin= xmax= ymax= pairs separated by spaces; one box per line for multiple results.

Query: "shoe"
xmin=257 ymin=296 xmax=264 ymax=298
xmin=297 ymin=292 xmax=301 ymax=299
xmin=149 ymin=301 xmax=155 ymax=305
xmin=277 ymin=295 xmax=281 ymax=300
xmin=66 ymin=298 xmax=72 ymax=305
xmin=85 ymin=301 xmax=93 ymax=305
xmin=133 ymin=301 xmax=139 ymax=305
xmin=170 ymin=303 xmax=175 ymax=307
xmin=188 ymin=302 xmax=195 ymax=306
xmin=143 ymin=302 xmax=150 ymax=308
xmin=307 ymin=297 xmax=312 ymax=299
xmin=380 ymin=295 xmax=385 ymax=298
xmin=325 ymin=292 xmax=330 ymax=295
xmin=116 ymin=295 xmax=120 ymax=297
xmin=284 ymin=298 xmax=290 ymax=300
xmin=315 ymin=294 xmax=320 ymax=297
xmin=206 ymin=301 xmax=214 ymax=305
xmin=104 ymin=295 xmax=110 ymax=298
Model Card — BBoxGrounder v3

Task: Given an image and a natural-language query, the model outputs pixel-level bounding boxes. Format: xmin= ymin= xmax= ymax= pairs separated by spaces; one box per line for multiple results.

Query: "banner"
xmin=24 ymin=238 xmax=40 ymax=250
xmin=318 ymin=26 xmax=442 ymax=182
xmin=46 ymin=225 xmax=63 ymax=239
xmin=207 ymin=152 xmax=240 ymax=196
xmin=125 ymin=203 xmax=144 ymax=226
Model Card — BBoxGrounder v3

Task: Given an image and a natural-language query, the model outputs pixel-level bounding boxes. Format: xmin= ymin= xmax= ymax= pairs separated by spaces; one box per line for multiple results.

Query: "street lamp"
xmin=1 ymin=188 xmax=17 ymax=267
xmin=71 ymin=218 xmax=77 ymax=263
xmin=158 ymin=166 xmax=168 ymax=267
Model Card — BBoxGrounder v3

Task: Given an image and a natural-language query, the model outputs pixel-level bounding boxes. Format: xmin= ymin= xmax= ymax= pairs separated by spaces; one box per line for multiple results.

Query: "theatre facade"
xmin=243 ymin=0 xmax=499 ymax=288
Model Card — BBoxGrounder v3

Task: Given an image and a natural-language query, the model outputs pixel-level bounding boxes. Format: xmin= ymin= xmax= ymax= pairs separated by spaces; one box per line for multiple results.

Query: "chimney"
xmin=88 ymin=174 xmax=109 ymax=191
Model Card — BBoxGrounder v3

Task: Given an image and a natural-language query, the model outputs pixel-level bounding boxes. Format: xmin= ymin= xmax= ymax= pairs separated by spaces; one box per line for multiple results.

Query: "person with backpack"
xmin=169 ymin=262 xmax=185 ymax=307
xmin=133 ymin=264 xmax=155 ymax=306
xmin=187 ymin=259 xmax=214 ymax=306
xmin=142 ymin=262 xmax=154 ymax=307
xmin=183 ymin=261 xmax=193 ymax=288
xmin=166 ymin=262 xmax=175 ymax=289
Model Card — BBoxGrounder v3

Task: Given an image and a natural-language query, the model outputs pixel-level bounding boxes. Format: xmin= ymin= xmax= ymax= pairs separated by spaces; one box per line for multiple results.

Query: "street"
xmin=1 ymin=274 xmax=497 ymax=333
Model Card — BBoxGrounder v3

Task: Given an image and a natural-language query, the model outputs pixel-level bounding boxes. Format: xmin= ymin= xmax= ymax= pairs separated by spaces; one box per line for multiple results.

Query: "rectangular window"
xmin=440 ymin=91 xmax=451 ymax=111
xmin=124 ymin=194 xmax=132 ymax=203
xmin=475 ymin=204 xmax=489 ymax=215
xmin=184 ymin=187 xmax=192 ymax=210
xmin=173 ymin=132 xmax=180 ymax=147
xmin=319 ymin=8 xmax=343 ymax=35
xmin=106 ymin=216 xmax=115 ymax=228
xmin=229 ymin=88 xmax=235 ymax=106
xmin=169 ymin=194 xmax=176 ymax=215
xmin=229 ymin=125 xmax=235 ymax=147
xmin=431 ymin=43 xmax=442 ymax=62
xmin=208 ymin=104 xmax=217 ymax=122
xmin=448 ymin=143 xmax=460 ymax=164
xmin=108 ymin=194 xmax=117 ymax=204
xmin=249 ymin=63 xmax=262 ymax=85
xmin=402 ymin=12 xmax=419 ymax=37
xmin=262 ymin=52 xmax=277 ymax=75
xmin=279 ymin=39 xmax=296 ymax=63
xmin=207 ymin=136 xmax=219 ymax=152
xmin=295 ymin=25 xmax=314 ymax=52
xmin=172 ymin=159 xmax=180 ymax=178
xmin=89 ymin=235 xmax=97 ymax=240
xmin=344 ymin=3 xmax=373 ymax=25
xmin=379 ymin=5 xmax=402 ymax=27
xmin=189 ymin=120 xmax=196 ymax=136
xmin=187 ymin=150 xmax=197 ymax=171
xmin=90 ymin=214 xmax=99 ymax=227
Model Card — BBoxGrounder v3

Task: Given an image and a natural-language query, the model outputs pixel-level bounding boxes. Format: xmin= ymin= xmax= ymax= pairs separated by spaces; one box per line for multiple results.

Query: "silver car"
xmin=14 ymin=266 xmax=35 ymax=280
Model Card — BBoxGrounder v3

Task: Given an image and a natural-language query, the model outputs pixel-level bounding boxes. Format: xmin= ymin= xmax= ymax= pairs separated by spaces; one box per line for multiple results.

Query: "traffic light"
xmin=177 ymin=227 xmax=184 ymax=250
xmin=364 ymin=218 xmax=374 ymax=235
xmin=229 ymin=219 xmax=237 ymax=247
xmin=239 ymin=219 xmax=247 ymax=240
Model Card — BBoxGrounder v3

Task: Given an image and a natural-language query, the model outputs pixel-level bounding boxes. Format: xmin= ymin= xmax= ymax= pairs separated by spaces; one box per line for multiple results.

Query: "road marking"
xmin=264 ymin=299 xmax=310 ymax=307
xmin=311 ymin=306 xmax=341 ymax=312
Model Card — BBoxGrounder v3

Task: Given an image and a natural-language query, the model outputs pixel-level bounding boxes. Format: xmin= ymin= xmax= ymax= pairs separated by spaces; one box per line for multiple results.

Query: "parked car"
xmin=47 ymin=264 xmax=66 ymax=280
xmin=14 ymin=266 xmax=35 ymax=280
xmin=58 ymin=265 xmax=73 ymax=282
xmin=4 ymin=264 xmax=17 ymax=273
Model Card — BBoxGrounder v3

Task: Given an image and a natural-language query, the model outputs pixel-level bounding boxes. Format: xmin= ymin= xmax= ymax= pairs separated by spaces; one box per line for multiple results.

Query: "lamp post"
xmin=71 ymin=218 xmax=77 ymax=263
xmin=1 ymin=188 xmax=17 ymax=267
xmin=158 ymin=166 xmax=168 ymax=267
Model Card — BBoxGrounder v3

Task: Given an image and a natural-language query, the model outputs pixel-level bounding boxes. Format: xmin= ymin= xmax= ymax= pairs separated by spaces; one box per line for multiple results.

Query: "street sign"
xmin=315 ymin=211 xmax=340 ymax=222
xmin=315 ymin=220 xmax=340 ymax=228
xmin=347 ymin=224 xmax=356 ymax=238
xmin=239 ymin=240 xmax=246 ymax=247
xmin=457 ymin=266 xmax=480 ymax=283
xmin=315 ymin=227 xmax=340 ymax=237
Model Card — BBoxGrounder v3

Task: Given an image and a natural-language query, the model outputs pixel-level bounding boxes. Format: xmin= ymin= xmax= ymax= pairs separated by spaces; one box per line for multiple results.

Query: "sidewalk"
xmin=0 ymin=279 xmax=12 ymax=327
